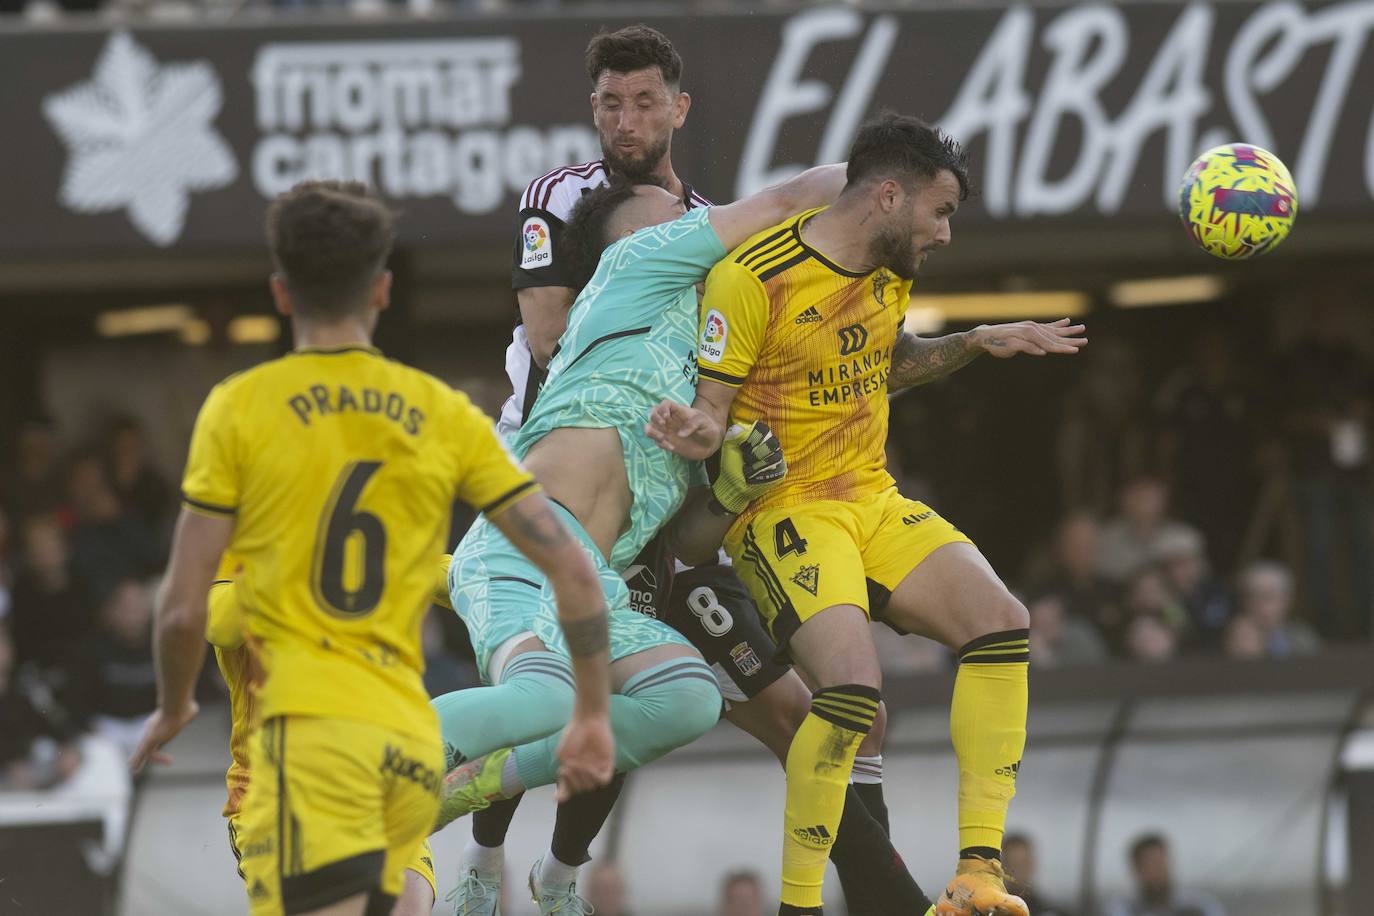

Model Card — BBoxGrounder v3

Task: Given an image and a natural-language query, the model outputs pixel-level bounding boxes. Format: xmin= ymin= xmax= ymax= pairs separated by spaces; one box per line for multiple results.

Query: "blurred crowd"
xmin=880 ymin=305 xmax=1373 ymax=675
xmin=2 ymin=302 xmax=1371 ymax=789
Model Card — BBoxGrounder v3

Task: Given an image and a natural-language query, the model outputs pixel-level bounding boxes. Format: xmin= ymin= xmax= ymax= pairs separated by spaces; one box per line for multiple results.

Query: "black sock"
xmin=779 ymin=904 xmax=823 ymax=916
xmin=549 ymin=771 xmax=627 ymax=866
xmin=829 ymin=785 xmax=933 ymax=916
xmin=852 ymin=780 xmax=891 ymax=836
xmin=472 ymin=792 xmax=522 ymax=847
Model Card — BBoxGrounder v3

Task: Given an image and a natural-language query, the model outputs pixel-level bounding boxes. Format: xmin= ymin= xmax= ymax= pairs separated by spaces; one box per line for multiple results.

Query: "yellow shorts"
xmin=229 ymin=816 xmax=435 ymax=903
xmin=726 ymin=488 xmax=972 ymax=654
xmin=237 ymin=716 xmax=443 ymax=916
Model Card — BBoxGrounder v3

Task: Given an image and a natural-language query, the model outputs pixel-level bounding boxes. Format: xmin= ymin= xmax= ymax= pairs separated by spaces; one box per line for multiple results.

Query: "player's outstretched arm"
xmin=666 ymin=421 xmax=788 ymax=565
xmin=130 ymin=507 xmax=233 ymax=772
xmin=889 ymin=318 xmax=1088 ymax=392
xmin=487 ymin=490 xmax=614 ymax=798
xmin=708 ymin=163 xmax=848 ymax=253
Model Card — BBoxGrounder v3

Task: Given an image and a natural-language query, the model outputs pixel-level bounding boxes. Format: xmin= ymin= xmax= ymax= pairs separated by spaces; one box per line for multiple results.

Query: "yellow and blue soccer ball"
xmin=1178 ymin=143 xmax=1297 ymax=259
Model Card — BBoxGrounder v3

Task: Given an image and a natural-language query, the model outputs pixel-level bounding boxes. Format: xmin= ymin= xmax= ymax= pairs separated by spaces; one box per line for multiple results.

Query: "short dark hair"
xmin=585 ymin=24 xmax=683 ymax=87
xmin=266 ymin=181 xmax=396 ymax=320
xmin=1130 ymin=832 xmax=1168 ymax=866
xmin=1003 ymin=833 xmax=1032 ymax=852
xmin=561 ymin=178 xmax=650 ymax=290
xmin=846 ymin=112 xmax=971 ymax=200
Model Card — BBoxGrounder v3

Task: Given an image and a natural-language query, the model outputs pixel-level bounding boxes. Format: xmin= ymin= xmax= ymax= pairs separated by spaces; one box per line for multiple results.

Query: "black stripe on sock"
xmin=810 ymin=685 xmax=881 ymax=732
xmin=958 ymin=628 xmax=1031 ymax=663
xmin=960 ymin=846 xmax=1001 ymax=862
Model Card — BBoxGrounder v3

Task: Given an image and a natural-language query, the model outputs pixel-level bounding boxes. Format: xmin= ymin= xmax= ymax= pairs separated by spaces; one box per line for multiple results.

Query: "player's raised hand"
xmin=972 ymin=318 xmax=1087 ymax=358
xmin=129 ymin=700 xmax=200 ymax=773
xmin=645 ymin=399 xmax=723 ymax=461
xmin=554 ymin=711 xmax=615 ymax=802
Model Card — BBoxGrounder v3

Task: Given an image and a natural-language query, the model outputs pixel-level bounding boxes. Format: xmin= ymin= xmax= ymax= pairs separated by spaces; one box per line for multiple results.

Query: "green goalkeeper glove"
xmin=710 ymin=421 xmax=787 ymax=516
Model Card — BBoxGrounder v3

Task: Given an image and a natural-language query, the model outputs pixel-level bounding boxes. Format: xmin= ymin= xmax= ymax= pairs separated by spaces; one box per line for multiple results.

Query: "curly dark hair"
xmin=266 ymin=180 xmax=396 ymax=320
xmin=846 ymin=112 xmax=972 ymax=201
xmin=560 ymin=179 xmax=644 ymax=291
xmin=585 ymin=24 xmax=683 ymax=87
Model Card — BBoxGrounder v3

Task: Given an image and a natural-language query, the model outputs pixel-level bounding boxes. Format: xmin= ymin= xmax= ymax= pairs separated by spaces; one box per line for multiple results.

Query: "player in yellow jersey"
xmin=130 ymin=181 xmax=615 ymax=916
xmin=648 ymin=114 xmax=1087 ymax=916
xmin=207 ymin=564 xmax=440 ymax=915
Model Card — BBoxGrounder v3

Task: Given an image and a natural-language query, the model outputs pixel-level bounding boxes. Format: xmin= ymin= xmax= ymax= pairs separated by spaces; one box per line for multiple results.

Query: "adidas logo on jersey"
xmin=795 ymin=305 xmax=822 ymax=324
xmin=792 ymin=824 xmax=834 ymax=847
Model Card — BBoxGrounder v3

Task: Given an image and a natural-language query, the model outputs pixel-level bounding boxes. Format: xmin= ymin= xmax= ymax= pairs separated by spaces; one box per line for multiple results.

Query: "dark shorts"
xmin=660 ymin=564 xmax=791 ymax=704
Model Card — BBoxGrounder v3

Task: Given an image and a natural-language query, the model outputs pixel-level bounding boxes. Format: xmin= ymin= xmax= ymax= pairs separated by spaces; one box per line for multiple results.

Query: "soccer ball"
xmin=1178 ymin=143 xmax=1298 ymax=259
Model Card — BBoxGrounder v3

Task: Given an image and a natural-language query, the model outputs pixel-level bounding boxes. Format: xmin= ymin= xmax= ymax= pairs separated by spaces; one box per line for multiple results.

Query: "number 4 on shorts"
xmin=774 ymin=517 xmax=808 ymax=559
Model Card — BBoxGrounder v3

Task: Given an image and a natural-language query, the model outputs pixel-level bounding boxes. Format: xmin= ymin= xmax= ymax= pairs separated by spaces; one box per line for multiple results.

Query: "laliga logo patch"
xmin=700 ymin=308 xmax=728 ymax=364
xmin=520 ymin=217 xmax=552 ymax=268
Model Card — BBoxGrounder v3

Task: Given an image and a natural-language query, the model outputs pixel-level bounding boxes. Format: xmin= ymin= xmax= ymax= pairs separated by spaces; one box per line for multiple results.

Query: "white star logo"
xmin=43 ymin=31 xmax=238 ymax=247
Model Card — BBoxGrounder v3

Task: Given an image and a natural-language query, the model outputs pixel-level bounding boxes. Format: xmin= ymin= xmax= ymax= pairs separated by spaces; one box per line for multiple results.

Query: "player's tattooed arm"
xmin=887 ymin=329 xmax=983 ymax=391
xmin=562 ymin=615 xmax=610 ymax=658
xmin=888 ymin=319 xmax=1089 ymax=391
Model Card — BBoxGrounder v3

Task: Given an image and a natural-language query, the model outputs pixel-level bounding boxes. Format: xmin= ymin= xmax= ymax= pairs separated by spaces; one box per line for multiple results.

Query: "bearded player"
xmin=648 ymin=113 xmax=1088 ymax=916
xmin=456 ymin=24 xmax=921 ymax=916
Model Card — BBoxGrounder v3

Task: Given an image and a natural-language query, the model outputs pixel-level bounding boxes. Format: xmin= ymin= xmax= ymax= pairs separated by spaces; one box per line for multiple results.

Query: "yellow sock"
xmin=951 ymin=628 xmax=1029 ymax=856
xmin=781 ymin=684 xmax=880 ymax=909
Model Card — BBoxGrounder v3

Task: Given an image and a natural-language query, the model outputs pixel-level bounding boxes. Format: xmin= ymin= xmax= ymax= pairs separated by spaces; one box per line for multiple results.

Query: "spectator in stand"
xmin=1124 ymin=613 xmax=1178 ymax=664
xmin=1031 ymin=512 xmax=1124 ymax=644
xmin=1056 ymin=338 xmax=1153 ymax=515
xmin=1234 ymin=561 xmax=1321 ymax=659
xmin=1221 ymin=614 xmax=1266 ymax=660
xmin=585 ymin=860 xmax=633 ymax=916
xmin=719 ymin=869 xmax=767 ymax=916
xmin=8 ymin=513 xmax=88 ymax=674
xmin=1276 ymin=299 xmax=1373 ymax=639
xmin=1124 ymin=566 xmax=1189 ymax=637
xmin=1153 ymin=528 xmax=1231 ymax=649
xmin=1026 ymin=593 xmax=1107 ymax=668
xmin=1002 ymin=833 xmax=1074 ymax=916
xmin=1106 ymin=833 xmax=1226 ymax=916
xmin=72 ymin=578 xmax=158 ymax=760
xmin=0 ymin=418 xmax=64 ymax=525
xmin=1097 ymin=476 xmax=1204 ymax=586
xmin=102 ymin=416 xmax=173 ymax=538
xmin=0 ymin=622 xmax=81 ymax=791
xmin=1155 ymin=328 xmax=1257 ymax=572
xmin=65 ymin=452 xmax=160 ymax=605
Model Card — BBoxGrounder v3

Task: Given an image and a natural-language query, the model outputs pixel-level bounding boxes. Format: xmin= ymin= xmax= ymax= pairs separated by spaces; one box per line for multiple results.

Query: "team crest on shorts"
xmin=791 ymin=564 xmax=820 ymax=596
xmin=730 ymin=640 xmax=763 ymax=677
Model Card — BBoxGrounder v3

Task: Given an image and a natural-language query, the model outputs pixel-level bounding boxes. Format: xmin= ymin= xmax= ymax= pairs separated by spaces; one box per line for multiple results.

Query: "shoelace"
xmin=445 ymin=871 xmax=498 ymax=914
xmin=533 ymin=883 xmax=595 ymax=915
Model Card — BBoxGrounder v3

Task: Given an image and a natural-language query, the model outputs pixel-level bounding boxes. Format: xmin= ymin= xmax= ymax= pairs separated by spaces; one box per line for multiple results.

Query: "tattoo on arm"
xmin=563 ymin=613 xmax=610 ymax=657
xmin=888 ymin=330 xmax=983 ymax=391
xmin=505 ymin=497 xmax=573 ymax=550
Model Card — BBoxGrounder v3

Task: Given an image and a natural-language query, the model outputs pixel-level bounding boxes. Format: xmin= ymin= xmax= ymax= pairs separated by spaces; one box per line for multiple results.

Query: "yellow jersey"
xmin=698 ymin=208 xmax=911 ymax=528
xmin=182 ymin=345 xmax=536 ymax=741
xmin=206 ymin=554 xmax=257 ymax=818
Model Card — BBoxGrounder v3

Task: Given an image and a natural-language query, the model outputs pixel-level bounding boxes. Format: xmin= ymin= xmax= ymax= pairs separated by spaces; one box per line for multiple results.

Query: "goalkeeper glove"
xmin=710 ymin=421 xmax=787 ymax=516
